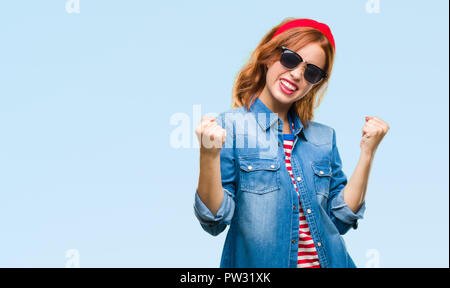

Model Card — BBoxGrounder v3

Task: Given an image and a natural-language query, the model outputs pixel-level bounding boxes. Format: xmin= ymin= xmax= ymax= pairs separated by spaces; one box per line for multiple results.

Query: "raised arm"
xmin=343 ymin=116 xmax=390 ymax=212
xmin=193 ymin=113 xmax=237 ymax=236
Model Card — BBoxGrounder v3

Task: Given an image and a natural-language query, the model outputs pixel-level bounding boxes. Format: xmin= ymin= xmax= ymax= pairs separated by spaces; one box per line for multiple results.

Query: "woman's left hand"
xmin=360 ymin=116 xmax=390 ymax=157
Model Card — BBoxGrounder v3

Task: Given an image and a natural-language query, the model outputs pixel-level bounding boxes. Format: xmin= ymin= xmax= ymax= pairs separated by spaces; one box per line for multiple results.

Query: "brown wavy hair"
xmin=231 ymin=17 xmax=335 ymax=129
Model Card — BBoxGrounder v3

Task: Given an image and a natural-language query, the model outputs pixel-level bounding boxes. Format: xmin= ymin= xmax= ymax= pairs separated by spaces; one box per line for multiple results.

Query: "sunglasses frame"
xmin=279 ymin=46 xmax=328 ymax=84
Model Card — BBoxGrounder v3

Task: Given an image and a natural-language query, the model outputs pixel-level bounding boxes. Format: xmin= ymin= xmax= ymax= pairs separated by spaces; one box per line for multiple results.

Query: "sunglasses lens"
xmin=280 ymin=48 xmax=326 ymax=84
xmin=305 ymin=66 xmax=323 ymax=84
xmin=280 ymin=51 xmax=301 ymax=69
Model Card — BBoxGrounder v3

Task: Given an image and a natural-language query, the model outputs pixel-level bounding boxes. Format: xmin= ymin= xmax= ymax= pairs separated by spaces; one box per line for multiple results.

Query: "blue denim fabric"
xmin=194 ymin=97 xmax=366 ymax=268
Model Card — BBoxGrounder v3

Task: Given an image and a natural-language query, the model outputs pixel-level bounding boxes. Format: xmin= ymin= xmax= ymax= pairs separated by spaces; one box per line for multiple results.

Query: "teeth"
xmin=281 ymin=80 xmax=296 ymax=91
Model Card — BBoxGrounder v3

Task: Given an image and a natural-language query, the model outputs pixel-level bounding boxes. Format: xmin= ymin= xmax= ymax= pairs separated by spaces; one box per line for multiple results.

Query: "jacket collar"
xmin=249 ymin=96 xmax=308 ymax=141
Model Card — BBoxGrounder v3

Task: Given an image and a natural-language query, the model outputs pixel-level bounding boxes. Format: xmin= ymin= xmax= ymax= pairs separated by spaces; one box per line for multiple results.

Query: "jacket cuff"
xmin=194 ymin=188 xmax=230 ymax=225
xmin=330 ymin=190 xmax=366 ymax=229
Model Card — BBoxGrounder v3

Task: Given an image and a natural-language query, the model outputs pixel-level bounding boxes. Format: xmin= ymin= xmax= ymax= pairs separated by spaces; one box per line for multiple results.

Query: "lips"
xmin=281 ymin=78 xmax=298 ymax=90
xmin=279 ymin=78 xmax=298 ymax=95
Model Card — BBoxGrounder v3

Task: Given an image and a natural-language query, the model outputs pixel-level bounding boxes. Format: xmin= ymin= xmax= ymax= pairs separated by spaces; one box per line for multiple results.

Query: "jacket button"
xmin=278 ymin=142 xmax=281 ymax=147
xmin=317 ymin=242 xmax=322 ymax=247
xmin=319 ymin=171 xmax=324 ymax=175
xmin=292 ymin=239 xmax=296 ymax=244
xmin=293 ymin=205 xmax=297 ymax=210
xmin=248 ymin=165 xmax=253 ymax=170
xmin=306 ymin=209 xmax=312 ymax=214
xmin=270 ymin=164 xmax=275 ymax=169
xmin=296 ymin=176 xmax=302 ymax=181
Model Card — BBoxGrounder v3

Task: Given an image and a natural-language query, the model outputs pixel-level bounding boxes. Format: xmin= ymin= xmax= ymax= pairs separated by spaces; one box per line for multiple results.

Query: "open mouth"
xmin=279 ymin=78 xmax=298 ymax=95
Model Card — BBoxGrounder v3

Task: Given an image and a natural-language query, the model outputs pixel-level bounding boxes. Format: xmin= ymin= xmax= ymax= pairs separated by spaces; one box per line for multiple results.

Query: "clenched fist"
xmin=195 ymin=116 xmax=227 ymax=156
xmin=361 ymin=116 xmax=390 ymax=157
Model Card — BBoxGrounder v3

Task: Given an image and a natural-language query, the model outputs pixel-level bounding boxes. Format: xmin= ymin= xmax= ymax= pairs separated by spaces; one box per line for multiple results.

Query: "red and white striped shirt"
xmin=282 ymin=119 xmax=321 ymax=268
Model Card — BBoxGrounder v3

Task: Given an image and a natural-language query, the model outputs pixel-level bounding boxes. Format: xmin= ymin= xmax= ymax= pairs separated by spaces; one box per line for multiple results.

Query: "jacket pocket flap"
xmin=311 ymin=162 xmax=332 ymax=176
xmin=239 ymin=158 xmax=280 ymax=172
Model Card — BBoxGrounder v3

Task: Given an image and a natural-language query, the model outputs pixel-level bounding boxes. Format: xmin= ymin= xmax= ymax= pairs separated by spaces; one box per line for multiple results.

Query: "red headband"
xmin=272 ymin=19 xmax=335 ymax=51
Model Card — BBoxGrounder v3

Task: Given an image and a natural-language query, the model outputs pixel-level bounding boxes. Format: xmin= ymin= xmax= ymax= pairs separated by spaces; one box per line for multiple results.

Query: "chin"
xmin=276 ymin=95 xmax=293 ymax=105
xmin=271 ymin=88 xmax=297 ymax=105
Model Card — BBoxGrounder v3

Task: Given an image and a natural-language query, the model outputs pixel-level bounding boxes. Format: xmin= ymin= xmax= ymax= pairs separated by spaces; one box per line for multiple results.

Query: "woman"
xmin=193 ymin=18 xmax=389 ymax=268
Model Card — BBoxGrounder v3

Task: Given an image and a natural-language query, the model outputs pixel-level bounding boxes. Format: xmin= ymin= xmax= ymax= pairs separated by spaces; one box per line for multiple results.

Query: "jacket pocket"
xmin=311 ymin=162 xmax=332 ymax=208
xmin=239 ymin=157 xmax=280 ymax=194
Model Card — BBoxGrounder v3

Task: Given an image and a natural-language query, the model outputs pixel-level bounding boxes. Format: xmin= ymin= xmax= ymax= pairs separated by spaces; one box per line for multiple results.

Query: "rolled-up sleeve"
xmin=193 ymin=112 xmax=237 ymax=236
xmin=327 ymin=128 xmax=366 ymax=235
xmin=194 ymin=187 xmax=235 ymax=236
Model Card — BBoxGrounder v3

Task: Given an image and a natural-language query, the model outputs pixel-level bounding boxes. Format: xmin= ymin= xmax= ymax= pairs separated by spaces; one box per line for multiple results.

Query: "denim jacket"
xmin=194 ymin=97 xmax=366 ymax=268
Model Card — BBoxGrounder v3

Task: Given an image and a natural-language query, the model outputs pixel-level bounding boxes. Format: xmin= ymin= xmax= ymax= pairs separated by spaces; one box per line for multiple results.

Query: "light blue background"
xmin=0 ymin=0 xmax=448 ymax=268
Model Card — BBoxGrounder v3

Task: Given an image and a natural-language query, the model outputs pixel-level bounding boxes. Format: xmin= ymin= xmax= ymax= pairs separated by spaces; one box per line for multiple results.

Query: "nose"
xmin=289 ymin=62 xmax=307 ymax=82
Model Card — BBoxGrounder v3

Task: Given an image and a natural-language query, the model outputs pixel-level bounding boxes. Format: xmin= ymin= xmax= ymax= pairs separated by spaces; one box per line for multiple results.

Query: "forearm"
xmin=197 ymin=152 xmax=224 ymax=217
xmin=343 ymin=152 xmax=374 ymax=213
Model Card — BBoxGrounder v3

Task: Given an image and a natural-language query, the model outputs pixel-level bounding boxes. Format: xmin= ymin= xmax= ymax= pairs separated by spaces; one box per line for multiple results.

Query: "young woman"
xmin=194 ymin=18 xmax=389 ymax=268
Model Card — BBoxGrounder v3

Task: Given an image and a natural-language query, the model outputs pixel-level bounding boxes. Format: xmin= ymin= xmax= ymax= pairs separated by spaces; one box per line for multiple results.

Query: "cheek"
xmin=266 ymin=62 xmax=284 ymax=84
xmin=300 ymin=83 xmax=313 ymax=92
xmin=295 ymin=84 xmax=314 ymax=100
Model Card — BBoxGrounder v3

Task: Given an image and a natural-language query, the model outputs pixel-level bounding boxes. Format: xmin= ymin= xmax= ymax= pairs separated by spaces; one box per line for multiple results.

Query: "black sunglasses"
xmin=279 ymin=46 xmax=328 ymax=84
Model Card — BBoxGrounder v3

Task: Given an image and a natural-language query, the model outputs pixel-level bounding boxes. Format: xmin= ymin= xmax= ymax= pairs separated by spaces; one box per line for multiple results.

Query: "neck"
xmin=258 ymin=86 xmax=292 ymax=123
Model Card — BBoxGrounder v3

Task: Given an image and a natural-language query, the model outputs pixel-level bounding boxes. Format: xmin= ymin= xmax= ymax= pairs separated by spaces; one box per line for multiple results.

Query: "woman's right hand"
xmin=195 ymin=116 xmax=227 ymax=156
